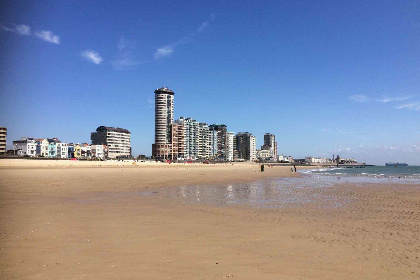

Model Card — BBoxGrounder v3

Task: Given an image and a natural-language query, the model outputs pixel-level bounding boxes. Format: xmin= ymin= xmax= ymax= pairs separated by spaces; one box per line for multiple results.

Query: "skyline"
xmin=0 ymin=1 xmax=419 ymax=165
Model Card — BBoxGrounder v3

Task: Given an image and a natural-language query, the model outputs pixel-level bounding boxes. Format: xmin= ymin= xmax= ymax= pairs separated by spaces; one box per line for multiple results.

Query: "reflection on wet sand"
xmin=142 ymin=176 xmax=351 ymax=208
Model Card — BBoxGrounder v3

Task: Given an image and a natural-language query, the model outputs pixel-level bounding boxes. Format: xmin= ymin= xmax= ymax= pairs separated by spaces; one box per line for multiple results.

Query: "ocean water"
xmin=302 ymin=165 xmax=420 ymax=180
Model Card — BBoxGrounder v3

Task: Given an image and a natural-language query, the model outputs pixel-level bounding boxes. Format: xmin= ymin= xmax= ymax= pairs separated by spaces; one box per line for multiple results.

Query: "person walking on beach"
xmin=293 ymin=165 xmax=297 ymax=172
xmin=261 ymin=164 xmax=265 ymax=172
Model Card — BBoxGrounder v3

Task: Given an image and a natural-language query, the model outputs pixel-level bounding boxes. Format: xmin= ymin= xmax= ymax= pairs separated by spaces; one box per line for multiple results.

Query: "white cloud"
xmin=111 ymin=37 xmax=141 ymax=70
xmin=81 ymin=50 xmax=103 ymax=64
xmin=1 ymin=24 xmax=31 ymax=35
xmin=349 ymin=95 xmax=369 ymax=103
xmin=154 ymin=14 xmax=215 ymax=60
xmin=35 ymin=30 xmax=60 ymax=44
xmin=394 ymin=102 xmax=420 ymax=110
xmin=379 ymin=96 xmax=411 ymax=103
xmin=15 ymin=24 xmax=31 ymax=35
xmin=154 ymin=46 xmax=174 ymax=59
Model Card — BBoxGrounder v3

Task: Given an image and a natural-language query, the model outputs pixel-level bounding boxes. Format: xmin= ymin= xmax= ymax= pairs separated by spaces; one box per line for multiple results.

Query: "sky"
xmin=0 ymin=0 xmax=419 ymax=165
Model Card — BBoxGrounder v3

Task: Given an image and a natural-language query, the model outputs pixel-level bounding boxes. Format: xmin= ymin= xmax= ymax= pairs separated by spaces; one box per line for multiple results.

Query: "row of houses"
xmin=13 ymin=137 xmax=107 ymax=159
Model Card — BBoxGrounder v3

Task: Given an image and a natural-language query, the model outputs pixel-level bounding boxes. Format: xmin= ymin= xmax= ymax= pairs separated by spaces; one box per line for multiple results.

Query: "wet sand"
xmin=0 ymin=160 xmax=419 ymax=279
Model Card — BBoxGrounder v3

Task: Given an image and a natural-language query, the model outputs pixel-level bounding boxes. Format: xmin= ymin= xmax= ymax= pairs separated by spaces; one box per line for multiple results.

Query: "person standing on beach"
xmin=293 ymin=165 xmax=297 ymax=172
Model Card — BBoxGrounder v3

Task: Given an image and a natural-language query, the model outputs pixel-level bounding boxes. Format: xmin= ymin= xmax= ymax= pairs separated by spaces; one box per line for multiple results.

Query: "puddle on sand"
xmin=137 ymin=176 xmax=351 ymax=209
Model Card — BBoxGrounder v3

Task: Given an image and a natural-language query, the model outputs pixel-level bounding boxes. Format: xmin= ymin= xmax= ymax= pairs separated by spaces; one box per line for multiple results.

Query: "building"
xmin=91 ymin=126 xmax=131 ymax=159
xmin=278 ymin=154 xmax=294 ymax=162
xmin=91 ymin=144 xmax=107 ymax=159
xmin=57 ymin=143 xmax=68 ymax=158
xmin=48 ymin=138 xmax=58 ymax=158
xmin=209 ymin=124 xmax=228 ymax=160
xmin=68 ymin=143 xmax=75 ymax=158
xmin=226 ymin=132 xmax=235 ymax=161
xmin=80 ymin=143 xmax=91 ymax=159
xmin=261 ymin=133 xmax=277 ymax=160
xmin=35 ymin=139 xmax=49 ymax=157
xmin=198 ymin=123 xmax=211 ymax=159
xmin=153 ymin=87 xmax=174 ymax=159
xmin=170 ymin=121 xmax=185 ymax=160
xmin=74 ymin=144 xmax=82 ymax=159
xmin=236 ymin=132 xmax=257 ymax=161
xmin=181 ymin=117 xmax=199 ymax=160
xmin=257 ymin=149 xmax=272 ymax=160
xmin=305 ymin=157 xmax=333 ymax=164
xmin=0 ymin=127 xmax=6 ymax=154
xmin=13 ymin=137 xmax=37 ymax=157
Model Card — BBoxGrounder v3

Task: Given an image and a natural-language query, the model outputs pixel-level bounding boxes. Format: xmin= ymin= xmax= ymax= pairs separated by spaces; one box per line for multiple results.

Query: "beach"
xmin=0 ymin=159 xmax=419 ymax=279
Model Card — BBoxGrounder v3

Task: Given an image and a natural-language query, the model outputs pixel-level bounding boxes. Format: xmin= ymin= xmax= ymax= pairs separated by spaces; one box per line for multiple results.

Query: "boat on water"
xmin=385 ymin=162 xmax=408 ymax=167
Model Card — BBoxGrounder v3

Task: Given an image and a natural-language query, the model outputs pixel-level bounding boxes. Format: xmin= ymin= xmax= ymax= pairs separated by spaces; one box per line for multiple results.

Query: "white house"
xmin=35 ymin=138 xmax=49 ymax=157
xmin=91 ymin=144 xmax=107 ymax=159
xmin=278 ymin=154 xmax=293 ymax=162
xmin=56 ymin=143 xmax=68 ymax=158
xmin=13 ymin=137 xmax=37 ymax=157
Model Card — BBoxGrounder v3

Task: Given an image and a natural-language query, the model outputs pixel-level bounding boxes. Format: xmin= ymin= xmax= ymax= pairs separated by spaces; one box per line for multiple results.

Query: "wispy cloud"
xmin=154 ymin=14 xmax=215 ymax=60
xmin=111 ymin=37 xmax=141 ymax=70
xmin=395 ymin=102 xmax=420 ymax=110
xmin=81 ymin=50 xmax=103 ymax=64
xmin=2 ymin=24 xmax=61 ymax=45
xmin=349 ymin=95 xmax=369 ymax=103
xmin=197 ymin=13 xmax=215 ymax=33
xmin=1 ymin=24 xmax=31 ymax=35
xmin=379 ymin=96 xmax=411 ymax=103
xmin=35 ymin=30 xmax=60 ymax=44
xmin=154 ymin=46 xmax=174 ymax=59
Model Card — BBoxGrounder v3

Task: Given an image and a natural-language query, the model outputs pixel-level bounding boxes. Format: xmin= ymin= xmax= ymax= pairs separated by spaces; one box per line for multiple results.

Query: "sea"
xmin=301 ymin=165 xmax=420 ymax=180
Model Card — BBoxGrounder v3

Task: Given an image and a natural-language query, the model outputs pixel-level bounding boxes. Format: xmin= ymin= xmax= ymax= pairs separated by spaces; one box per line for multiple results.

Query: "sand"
xmin=0 ymin=159 xmax=419 ymax=279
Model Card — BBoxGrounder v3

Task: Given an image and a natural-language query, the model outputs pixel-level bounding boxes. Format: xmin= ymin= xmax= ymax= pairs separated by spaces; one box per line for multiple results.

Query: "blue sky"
xmin=0 ymin=0 xmax=419 ymax=164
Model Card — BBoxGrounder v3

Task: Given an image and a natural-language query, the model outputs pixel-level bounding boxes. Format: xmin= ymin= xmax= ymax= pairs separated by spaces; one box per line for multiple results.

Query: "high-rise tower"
xmin=262 ymin=133 xmax=277 ymax=159
xmin=153 ymin=87 xmax=174 ymax=159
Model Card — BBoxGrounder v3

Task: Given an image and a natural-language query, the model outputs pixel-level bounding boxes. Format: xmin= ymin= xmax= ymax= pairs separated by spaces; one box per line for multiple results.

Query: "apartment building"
xmin=170 ymin=121 xmax=185 ymax=160
xmin=91 ymin=126 xmax=131 ymax=159
xmin=261 ymin=133 xmax=277 ymax=159
xmin=56 ymin=142 xmax=68 ymax=158
xmin=153 ymin=87 xmax=174 ymax=159
xmin=198 ymin=123 xmax=211 ymax=159
xmin=182 ymin=117 xmax=199 ymax=160
xmin=13 ymin=137 xmax=37 ymax=157
xmin=226 ymin=132 xmax=235 ymax=161
xmin=236 ymin=132 xmax=257 ymax=161
xmin=48 ymin=138 xmax=58 ymax=158
xmin=209 ymin=124 xmax=228 ymax=160
xmin=35 ymin=138 xmax=49 ymax=157
xmin=0 ymin=127 xmax=6 ymax=154
xmin=91 ymin=144 xmax=107 ymax=159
